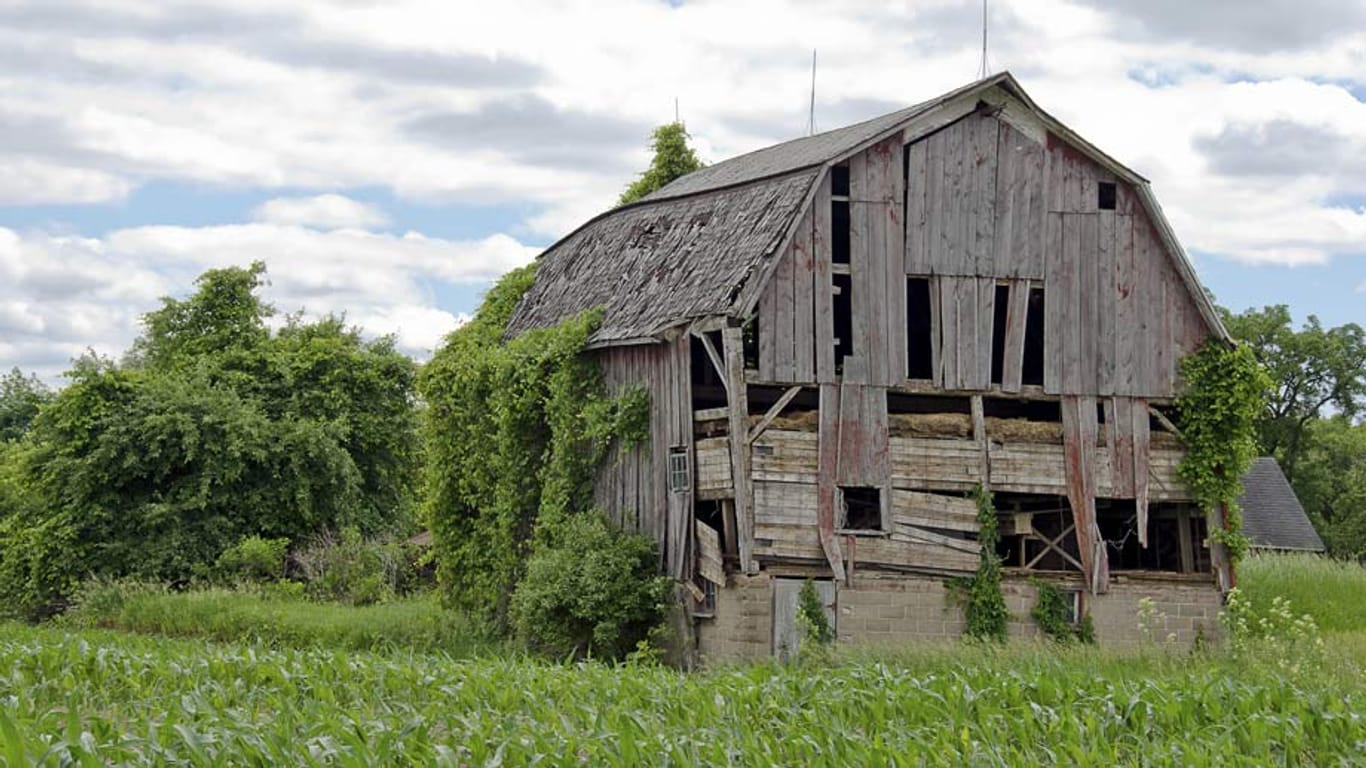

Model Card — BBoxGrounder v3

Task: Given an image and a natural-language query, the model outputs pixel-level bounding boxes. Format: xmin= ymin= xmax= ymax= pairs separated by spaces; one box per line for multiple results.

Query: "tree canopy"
xmin=0 ymin=368 xmax=52 ymax=442
xmin=618 ymin=122 xmax=704 ymax=205
xmin=0 ymin=263 xmax=420 ymax=617
xmin=1221 ymin=304 xmax=1366 ymax=558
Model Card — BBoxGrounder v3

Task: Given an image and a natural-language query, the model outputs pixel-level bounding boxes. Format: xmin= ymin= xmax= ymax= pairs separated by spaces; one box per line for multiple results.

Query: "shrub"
xmin=963 ymin=485 xmax=1008 ymax=643
xmin=509 ymin=513 xmax=670 ymax=660
xmin=1221 ymin=587 xmax=1325 ymax=674
xmin=215 ymin=535 xmax=289 ymax=584
xmin=292 ymin=528 xmax=422 ymax=606
xmin=795 ymin=578 xmax=835 ymax=666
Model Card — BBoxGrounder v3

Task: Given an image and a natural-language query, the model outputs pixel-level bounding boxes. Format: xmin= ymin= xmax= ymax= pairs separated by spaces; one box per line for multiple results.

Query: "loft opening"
xmin=1022 ymin=285 xmax=1046 ymax=386
xmin=838 ymin=487 xmax=882 ymax=532
xmin=1098 ymin=181 xmax=1117 ymax=211
xmin=906 ymin=277 xmax=934 ymax=380
xmin=832 ymin=164 xmax=851 ymax=265
xmin=689 ymin=331 xmax=727 ymax=409
xmin=990 ymin=282 xmax=1009 ymax=385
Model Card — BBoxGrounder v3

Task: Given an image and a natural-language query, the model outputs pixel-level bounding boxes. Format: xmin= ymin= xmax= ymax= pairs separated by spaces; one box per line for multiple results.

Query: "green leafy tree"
xmin=0 ymin=368 xmax=52 ymax=442
xmin=1291 ymin=418 xmax=1366 ymax=558
xmin=618 ymin=122 xmax=704 ymax=205
xmin=1221 ymin=305 xmax=1366 ymax=481
xmin=0 ymin=264 xmax=420 ymax=617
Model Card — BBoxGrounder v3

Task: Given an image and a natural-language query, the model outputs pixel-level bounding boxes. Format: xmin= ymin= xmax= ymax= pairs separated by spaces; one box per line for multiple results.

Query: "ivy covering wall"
xmin=1176 ymin=340 xmax=1272 ymax=564
xmin=418 ymin=265 xmax=652 ymax=632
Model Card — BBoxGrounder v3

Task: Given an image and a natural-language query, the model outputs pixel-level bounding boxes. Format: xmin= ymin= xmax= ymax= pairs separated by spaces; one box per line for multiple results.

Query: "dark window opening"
xmin=990 ymin=283 xmax=1010 ymax=385
xmin=742 ymin=318 xmax=759 ymax=370
xmin=1097 ymin=500 xmax=1206 ymax=572
xmin=833 ymin=273 xmax=852 ymax=373
xmin=668 ymin=447 xmax=690 ymax=492
xmin=1022 ymin=286 xmax=1046 ymax=386
xmin=906 ymin=277 xmax=934 ymax=380
xmin=689 ymin=333 xmax=727 ymax=409
xmin=1098 ymin=182 xmax=1117 ymax=211
xmin=832 ymin=199 xmax=851 ymax=264
xmin=839 ymin=487 xmax=882 ymax=531
xmin=832 ymin=164 xmax=850 ymax=197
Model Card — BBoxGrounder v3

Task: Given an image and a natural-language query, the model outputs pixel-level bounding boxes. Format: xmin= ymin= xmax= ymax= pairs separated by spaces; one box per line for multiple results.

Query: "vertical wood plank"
xmin=887 ymin=138 xmax=908 ymax=384
xmin=1114 ymin=215 xmax=1137 ymax=395
xmin=973 ymin=117 xmax=999 ymax=277
xmin=814 ymin=173 xmax=835 ymax=383
xmin=1062 ymin=395 xmax=1108 ymax=593
xmin=906 ymin=140 xmax=929 ymax=274
xmin=792 ymin=210 xmax=815 ymax=382
xmin=1023 ymin=134 xmax=1045 ymax=277
xmin=943 ymin=123 xmax=964 ymax=273
xmin=773 ymin=246 xmax=795 ymax=382
xmin=971 ymin=394 xmax=990 ymax=492
xmin=848 ymin=151 xmax=870 ymax=385
xmin=1110 ymin=396 xmax=1135 ymax=498
xmin=817 ymin=383 xmax=847 ymax=581
xmin=1079 ymin=213 xmax=1100 ymax=394
xmin=1000 ymin=278 xmax=1029 ymax=392
xmin=992 ymin=121 xmax=1017 ymax=277
xmin=927 ymin=131 xmax=946 ymax=274
xmin=721 ymin=326 xmax=756 ymax=573
xmin=938 ymin=277 xmax=960 ymax=389
xmin=1133 ymin=397 xmax=1151 ymax=548
xmin=929 ymin=274 xmax=943 ymax=387
xmin=1097 ymin=212 xmax=1116 ymax=395
xmin=1043 ymin=212 xmax=1063 ymax=393
xmin=758 ymin=274 xmax=777 ymax=381
xmin=864 ymin=141 xmax=889 ymax=386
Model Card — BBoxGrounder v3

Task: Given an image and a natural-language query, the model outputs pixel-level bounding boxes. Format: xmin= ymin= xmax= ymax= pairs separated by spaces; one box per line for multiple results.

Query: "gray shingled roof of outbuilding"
xmin=1238 ymin=457 xmax=1326 ymax=552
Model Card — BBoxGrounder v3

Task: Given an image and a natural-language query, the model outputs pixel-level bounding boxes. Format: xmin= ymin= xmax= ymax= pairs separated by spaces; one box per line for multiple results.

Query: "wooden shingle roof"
xmin=1238 ymin=457 xmax=1326 ymax=552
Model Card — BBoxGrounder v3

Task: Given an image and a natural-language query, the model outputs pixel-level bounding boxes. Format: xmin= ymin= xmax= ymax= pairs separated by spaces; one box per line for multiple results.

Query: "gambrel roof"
xmin=1239 ymin=457 xmax=1326 ymax=552
xmin=505 ymin=72 xmax=1228 ymax=346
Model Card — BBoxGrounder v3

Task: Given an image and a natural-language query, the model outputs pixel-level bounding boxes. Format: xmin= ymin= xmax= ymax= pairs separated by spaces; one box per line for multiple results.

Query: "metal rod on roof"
xmin=978 ymin=0 xmax=991 ymax=79
xmin=808 ymin=49 xmax=817 ymax=136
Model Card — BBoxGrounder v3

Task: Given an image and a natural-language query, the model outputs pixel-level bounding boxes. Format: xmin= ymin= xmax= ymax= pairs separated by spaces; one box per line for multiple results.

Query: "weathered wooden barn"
xmin=506 ymin=72 xmax=1231 ymax=656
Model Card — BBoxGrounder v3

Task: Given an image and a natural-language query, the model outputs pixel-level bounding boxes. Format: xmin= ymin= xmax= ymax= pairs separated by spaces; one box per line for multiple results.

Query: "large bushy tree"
xmin=0 ymin=368 xmax=52 ymax=442
xmin=0 ymin=263 xmax=420 ymax=617
xmin=1222 ymin=305 xmax=1366 ymax=558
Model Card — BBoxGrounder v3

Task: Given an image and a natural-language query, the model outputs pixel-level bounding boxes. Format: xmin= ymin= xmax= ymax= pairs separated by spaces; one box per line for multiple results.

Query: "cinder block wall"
xmin=696 ymin=570 xmax=1223 ymax=662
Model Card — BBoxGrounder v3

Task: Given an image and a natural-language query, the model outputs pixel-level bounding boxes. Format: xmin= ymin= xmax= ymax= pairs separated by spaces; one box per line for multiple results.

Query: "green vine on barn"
xmin=418 ymin=264 xmax=651 ymax=629
xmin=1175 ymin=340 xmax=1271 ymax=565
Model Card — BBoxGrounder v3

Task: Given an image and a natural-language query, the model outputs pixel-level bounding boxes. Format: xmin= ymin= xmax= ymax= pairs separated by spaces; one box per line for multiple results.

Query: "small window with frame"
xmin=668 ymin=447 xmax=690 ymax=492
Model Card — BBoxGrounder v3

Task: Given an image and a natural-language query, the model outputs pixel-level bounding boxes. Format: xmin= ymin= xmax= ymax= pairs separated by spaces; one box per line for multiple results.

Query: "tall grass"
xmin=0 ymin=622 xmax=1360 ymax=765
xmin=64 ymin=583 xmax=492 ymax=655
xmin=1239 ymin=552 xmax=1366 ymax=633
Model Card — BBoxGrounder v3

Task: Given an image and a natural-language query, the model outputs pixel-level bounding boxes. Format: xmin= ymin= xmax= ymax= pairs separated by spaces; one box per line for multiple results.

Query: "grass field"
xmin=1 ymin=622 xmax=1362 ymax=766
xmin=1 ymin=553 xmax=1362 ymax=765
xmin=63 ymin=583 xmax=490 ymax=655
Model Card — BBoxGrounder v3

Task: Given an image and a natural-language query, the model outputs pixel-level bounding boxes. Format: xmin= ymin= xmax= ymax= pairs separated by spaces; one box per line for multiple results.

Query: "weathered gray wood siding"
xmin=757 ymin=112 xmax=1210 ymax=399
xmin=593 ymin=337 xmax=694 ymax=580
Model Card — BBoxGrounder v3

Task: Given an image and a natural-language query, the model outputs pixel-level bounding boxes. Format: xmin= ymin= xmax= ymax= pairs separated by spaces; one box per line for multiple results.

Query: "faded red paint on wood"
xmin=817 ymin=383 xmax=846 ymax=581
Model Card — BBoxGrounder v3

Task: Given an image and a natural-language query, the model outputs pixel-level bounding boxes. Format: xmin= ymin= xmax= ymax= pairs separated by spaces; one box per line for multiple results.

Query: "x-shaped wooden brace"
xmin=1025 ymin=522 xmax=1083 ymax=572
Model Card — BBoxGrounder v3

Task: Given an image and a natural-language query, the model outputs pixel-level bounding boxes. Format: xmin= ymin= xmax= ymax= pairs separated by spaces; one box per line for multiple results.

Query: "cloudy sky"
xmin=2 ymin=0 xmax=1365 ymax=382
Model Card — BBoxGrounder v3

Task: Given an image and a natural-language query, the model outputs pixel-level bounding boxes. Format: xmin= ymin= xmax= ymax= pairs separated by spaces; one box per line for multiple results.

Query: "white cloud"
xmin=0 ymin=222 xmax=537 ymax=381
xmin=0 ymin=157 xmax=131 ymax=204
xmin=253 ymin=193 xmax=390 ymax=230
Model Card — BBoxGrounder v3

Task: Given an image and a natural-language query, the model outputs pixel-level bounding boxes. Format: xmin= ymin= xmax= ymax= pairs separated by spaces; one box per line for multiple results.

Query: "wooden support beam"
xmin=1133 ymin=397 xmax=1151 ymax=548
xmin=817 ymin=383 xmax=848 ymax=582
xmin=971 ymin=395 xmax=990 ymax=492
xmin=721 ymin=326 xmax=757 ymax=574
xmin=747 ymin=385 xmax=803 ymax=444
xmin=694 ymin=330 xmax=729 ymax=398
xmin=1024 ymin=523 xmax=1083 ymax=572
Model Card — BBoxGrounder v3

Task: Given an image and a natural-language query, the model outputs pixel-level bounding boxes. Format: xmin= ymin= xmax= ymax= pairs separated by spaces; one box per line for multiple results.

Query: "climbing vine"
xmin=1175 ymin=340 xmax=1271 ymax=565
xmin=960 ymin=484 xmax=1008 ymax=643
xmin=1030 ymin=580 xmax=1094 ymax=644
xmin=419 ymin=264 xmax=653 ymax=630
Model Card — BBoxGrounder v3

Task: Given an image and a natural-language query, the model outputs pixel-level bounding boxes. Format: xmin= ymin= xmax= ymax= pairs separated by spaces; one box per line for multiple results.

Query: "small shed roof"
xmin=1238 ymin=457 xmax=1325 ymax=552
